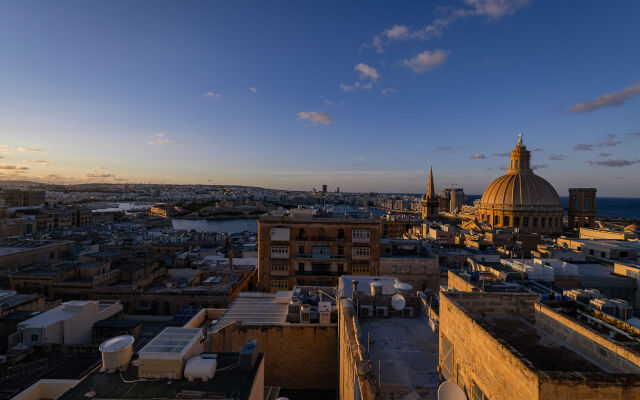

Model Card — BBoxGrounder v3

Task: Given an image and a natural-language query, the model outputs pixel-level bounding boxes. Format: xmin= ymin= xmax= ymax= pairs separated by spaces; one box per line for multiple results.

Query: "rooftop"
xmin=359 ymin=313 xmax=439 ymax=399
xmin=58 ymin=353 xmax=263 ymax=400
xmin=212 ymin=293 xmax=288 ymax=329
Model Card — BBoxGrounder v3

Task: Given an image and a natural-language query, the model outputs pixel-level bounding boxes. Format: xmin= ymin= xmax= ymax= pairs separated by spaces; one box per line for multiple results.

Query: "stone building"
xmin=439 ymin=291 xmax=640 ymax=399
xmin=379 ymin=238 xmax=440 ymax=291
xmin=478 ymin=133 xmax=563 ymax=233
xmin=258 ymin=215 xmax=381 ymax=292
xmin=568 ymin=188 xmax=597 ymax=230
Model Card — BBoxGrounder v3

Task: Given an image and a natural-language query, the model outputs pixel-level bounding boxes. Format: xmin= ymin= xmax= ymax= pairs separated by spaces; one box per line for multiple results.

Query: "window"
xmin=337 ymin=246 xmax=344 ymax=255
xmin=585 ymin=199 xmax=590 ymax=210
xmin=440 ymin=334 xmax=454 ymax=380
xmin=337 ymin=264 xmax=344 ymax=273
xmin=318 ymin=228 xmax=326 ymax=239
xmin=589 ymin=249 xmax=595 ymax=255
xmin=298 ymin=228 xmax=306 ymax=240
xmin=574 ymin=199 xmax=578 ymax=208
xmin=31 ymin=334 xmax=39 ymax=342
xmin=601 ymin=252 xmax=606 ymax=258
xmin=352 ymin=263 xmax=369 ymax=273
xmin=298 ymin=245 xmax=305 ymax=254
xmin=352 ymin=247 xmax=370 ymax=256
xmin=513 ymin=216 xmax=520 ymax=227
xmin=523 ymin=217 xmax=529 ymax=227
xmin=532 ymin=217 xmax=537 ymax=227
xmin=472 ymin=382 xmax=489 ymax=400
xmin=271 ymin=245 xmax=289 ymax=258
xmin=298 ymin=262 xmax=304 ymax=272
xmin=338 ymin=228 xmax=345 ymax=240
xmin=503 ymin=216 xmax=510 ymax=226
xmin=352 ymin=229 xmax=370 ymax=241
xmin=541 ymin=217 xmax=545 ymax=228
xmin=270 ymin=280 xmax=289 ymax=289
xmin=271 ymin=263 xmax=288 ymax=272
xmin=493 ymin=215 xmax=500 ymax=225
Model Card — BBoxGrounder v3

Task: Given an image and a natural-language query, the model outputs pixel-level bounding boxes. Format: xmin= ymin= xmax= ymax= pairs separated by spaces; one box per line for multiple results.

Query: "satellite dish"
xmin=391 ymin=294 xmax=406 ymax=311
xmin=438 ymin=382 xmax=467 ymax=400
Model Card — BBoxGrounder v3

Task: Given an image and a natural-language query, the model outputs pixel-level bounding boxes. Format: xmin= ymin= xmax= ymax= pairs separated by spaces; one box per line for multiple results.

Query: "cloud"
xmin=0 ymin=164 xmax=29 ymax=170
xmin=588 ymin=158 xmax=640 ymax=168
xmin=571 ymin=82 xmax=640 ymax=113
xmin=549 ymin=154 xmax=565 ymax=161
xmin=380 ymin=88 xmax=398 ymax=95
xmin=202 ymin=91 xmax=221 ymax=98
xmin=597 ymin=133 xmax=621 ymax=147
xmin=470 ymin=153 xmax=486 ymax=159
xmin=249 ymin=87 xmax=257 ymax=93
xmin=599 ymin=152 xmax=612 ymax=157
xmin=400 ymin=50 xmax=449 ymax=73
xmin=365 ymin=0 xmax=529 ymax=52
xmin=532 ymin=147 xmax=544 ymax=152
xmin=437 ymin=146 xmax=456 ymax=151
xmin=532 ymin=164 xmax=548 ymax=170
xmin=148 ymin=133 xmax=171 ymax=146
xmin=574 ymin=144 xmax=593 ymax=151
xmin=354 ymin=63 xmax=379 ymax=82
xmin=341 ymin=63 xmax=379 ymax=92
xmin=351 ymin=156 xmax=369 ymax=167
xmin=340 ymin=82 xmax=373 ymax=92
xmin=297 ymin=111 xmax=332 ymax=126
xmin=492 ymin=152 xmax=510 ymax=157
xmin=85 ymin=172 xmax=115 ymax=179
xmin=17 ymin=147 xmax=47 ymax=153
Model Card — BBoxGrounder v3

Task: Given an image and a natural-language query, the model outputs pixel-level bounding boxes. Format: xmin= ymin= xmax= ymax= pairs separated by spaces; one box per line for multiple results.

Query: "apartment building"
xmin=258 ymin=215 xmax=381 ymax=291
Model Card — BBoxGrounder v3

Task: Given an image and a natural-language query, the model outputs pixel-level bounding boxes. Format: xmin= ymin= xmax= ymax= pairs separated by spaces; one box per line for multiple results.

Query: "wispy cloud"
xmin=532 ymin=164 xmax=548 ymax=170
xmin=597 ymin=133 xmax=621 ymax=147
xmin=85 ymin=172 xmax=115 ymax=179
xmin=574 ymin=144 xmax=593 ymax=151
xmin=380 ymin=88 xmax=398 ymax=95
xmin=249 ymin=87 xmax=257 ymax=93
xmin=532 ymin=147 xmax=544 ymax=152
xmin=297 ymin=111 xmax=332 ymax=126
xmin=571 ymin=82 xmax=640 ymax=113
xmin=365 ymin=0 xmax=529 ymax=52
xmin=588 ymin=158 xmax=640 ymax=168
xmin=599 ymin=152 xmax=612 ymax=157
xmin=351 ymin=156 xmax=369 ymax=167
xmin=470 ymin=153 xmax=486 ymax=159
xmin=400 ymin=50 xmax=449 ymax=73
xmin=341 ymin=63 xmax=379 ymax=92
xmin=202 ymin=91 xmax=221 ymax=98
xmin=492 ymin=152 xmax=510 ymax=157
xmin=17 ymin=147 xmax=47 ymax=153
xmin=148 ymin=133 xmax=171 ymax=146
xmin=437 ymin=146 xmax=457 ymax=151
xmin=549 ymin=154 xmax=565 ymax=161
xmin=22 ymin=160 xmax=50 ymax=164
xmin=0 ymin=164 xmax=29 ymax=171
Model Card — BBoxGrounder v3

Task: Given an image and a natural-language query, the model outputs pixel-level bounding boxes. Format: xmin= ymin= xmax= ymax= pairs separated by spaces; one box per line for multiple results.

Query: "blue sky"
xmin=0 ymin=0 xmax=639 ymax=195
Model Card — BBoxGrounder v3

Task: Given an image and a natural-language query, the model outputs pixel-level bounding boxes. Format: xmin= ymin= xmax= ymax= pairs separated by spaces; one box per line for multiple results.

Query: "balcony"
xmin=296 ymin=254 xmax=347 ymax=260
xmin=296 ymin=270 xmax=344 ymax=277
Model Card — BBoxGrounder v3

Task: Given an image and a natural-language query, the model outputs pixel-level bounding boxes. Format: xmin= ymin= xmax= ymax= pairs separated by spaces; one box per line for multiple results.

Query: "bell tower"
xmin=421 ymin=167 xmax=439 ymax=220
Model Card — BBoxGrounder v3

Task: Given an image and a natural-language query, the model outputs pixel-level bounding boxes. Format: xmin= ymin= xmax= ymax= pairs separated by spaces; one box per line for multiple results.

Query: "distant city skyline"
xmin=1 ymin=1 xmax=639 ymax=196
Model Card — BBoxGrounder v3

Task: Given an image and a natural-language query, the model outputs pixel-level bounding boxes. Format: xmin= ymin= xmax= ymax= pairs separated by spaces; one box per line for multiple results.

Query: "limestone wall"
xmin=208 ymin=322 xmax=337 ymax=390
xmin=535 ymin=304 xmax=640 ymax=373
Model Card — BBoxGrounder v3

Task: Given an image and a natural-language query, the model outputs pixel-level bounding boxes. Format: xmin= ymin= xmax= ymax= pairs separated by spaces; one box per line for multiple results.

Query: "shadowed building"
xmin=478 ymin=133 xmax=563 ymax=233
xmin=568 ymin=188 xmax=597 ymax=230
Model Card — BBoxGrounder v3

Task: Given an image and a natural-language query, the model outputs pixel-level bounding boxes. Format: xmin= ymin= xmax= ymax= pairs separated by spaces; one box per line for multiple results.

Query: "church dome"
xmin=480 ymin=171 xmax=562 ymax=209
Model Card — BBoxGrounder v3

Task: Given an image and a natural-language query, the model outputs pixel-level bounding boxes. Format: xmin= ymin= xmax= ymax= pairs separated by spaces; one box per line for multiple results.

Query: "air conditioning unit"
xmin=288 ymin=300 xmax=301 ymax=314
xmin=300 ymin=304 xmax=311 ymax=323
xmin=375 ymin=306 xmax=389 ymax=318
xmin=402 ymin=306 xmax=415 ymax=318
xmin=360 ymin=305 xmax=374 ymax=318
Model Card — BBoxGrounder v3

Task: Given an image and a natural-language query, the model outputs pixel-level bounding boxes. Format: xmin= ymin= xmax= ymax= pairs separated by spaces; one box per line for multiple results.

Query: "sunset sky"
xmin=1 ymin=0 xmax=639 ymax=195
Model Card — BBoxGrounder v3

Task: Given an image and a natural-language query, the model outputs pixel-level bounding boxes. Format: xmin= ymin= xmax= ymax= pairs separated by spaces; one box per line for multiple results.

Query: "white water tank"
xmin=394 ymin=282 xmax=412 ymax=296
xmin=99 ymin=335 xmax=135 ymax=373
xmin=184 ymin=355 xmax=217 ymax=382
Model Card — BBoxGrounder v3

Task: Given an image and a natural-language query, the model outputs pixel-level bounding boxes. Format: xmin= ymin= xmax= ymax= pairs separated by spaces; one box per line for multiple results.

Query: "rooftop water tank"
xmin=370 ymin=281 xmax=384 ymax=296
xmin=394 ymin=282 xmax=412 ymax=296
xmin=184 ymin=355 xmax=217 ymax=382
xmin=240 ymin=339 xmax=259 ymax=372
xmin=99 ymin=335 xmax=135 ymax=373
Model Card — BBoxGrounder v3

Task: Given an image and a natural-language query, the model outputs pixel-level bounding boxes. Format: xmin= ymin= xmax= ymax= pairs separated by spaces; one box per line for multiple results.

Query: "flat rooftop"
xmin=359 ymin=313 xmax=439 ymax=399
xmin=212 ymin=293 xmax=288 ymax=329
xmin=59 ymin=353 xmax=263 ymax=400
xmin=473 ymin=314 xmax=605 ymax=372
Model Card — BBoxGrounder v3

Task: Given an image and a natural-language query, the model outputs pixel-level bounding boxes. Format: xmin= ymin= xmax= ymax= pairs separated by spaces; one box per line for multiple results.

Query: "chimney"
xmin=352 ymin=280 xmax=359 ymax=301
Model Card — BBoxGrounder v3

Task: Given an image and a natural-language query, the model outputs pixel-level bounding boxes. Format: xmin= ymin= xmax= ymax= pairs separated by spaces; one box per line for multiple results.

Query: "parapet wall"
xmin=443 ymin=291 xmax=540 ymax=320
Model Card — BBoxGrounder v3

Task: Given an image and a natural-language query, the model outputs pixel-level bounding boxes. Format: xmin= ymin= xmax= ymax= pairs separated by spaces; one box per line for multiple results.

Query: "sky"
xmin=0 ymin=0 xmax=639 ymax=196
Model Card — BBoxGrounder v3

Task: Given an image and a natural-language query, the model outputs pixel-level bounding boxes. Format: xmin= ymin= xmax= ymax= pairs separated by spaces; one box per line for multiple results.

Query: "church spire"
xmin=427 ymin=166 xmax=435 ymax=200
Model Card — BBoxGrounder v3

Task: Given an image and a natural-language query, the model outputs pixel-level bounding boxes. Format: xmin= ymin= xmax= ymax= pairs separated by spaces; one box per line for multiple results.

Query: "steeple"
xmin=427 ymin=166 xmax=435 ymax=200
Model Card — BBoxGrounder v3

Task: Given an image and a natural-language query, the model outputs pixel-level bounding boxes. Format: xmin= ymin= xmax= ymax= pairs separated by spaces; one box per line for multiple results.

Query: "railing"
xmin=296 ymin=254 xmax=347 ymax=260
xmin=297 ymin=271 xmax=344 ymax=277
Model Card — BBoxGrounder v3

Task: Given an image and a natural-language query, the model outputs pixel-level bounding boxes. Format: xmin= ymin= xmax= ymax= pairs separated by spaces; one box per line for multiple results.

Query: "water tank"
xmin=99 ymin=335 xmax=135 ymax=373
xmin=370 ymin=281 xmax=384 ymax=296
xmin=394 ymin=282 xmax=413 ymax=296
xmin=240 ymin=339 xmax=259 ymax=372
xmin=184 ymin=355 xmax=217 ymax=382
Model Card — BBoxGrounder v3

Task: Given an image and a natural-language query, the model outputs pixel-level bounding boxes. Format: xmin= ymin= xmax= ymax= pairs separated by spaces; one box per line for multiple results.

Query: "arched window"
xmin=494 ymin=215 xmax=500 ymax=225
xmin=532 ymin=217 xmax=537 ymax=227
xmin=541 ymin=217 xmax=545 ymax=228
xmin=548 ymin=217 xmax=553 ymax=228
xmin=523 ymin=217 xmax=529 ymax=227
xmin=298 ymin=228 xmax=306 ymax=240
xmin=514 ymin=216 xmax=520 ymax=227
xmin=503 ymin=216 xmax=510 ymax=226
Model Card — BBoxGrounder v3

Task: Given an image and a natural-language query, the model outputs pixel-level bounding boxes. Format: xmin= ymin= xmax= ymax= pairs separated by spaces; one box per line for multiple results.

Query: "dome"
xmin=480 ymin=172 xmax=562 ymax=210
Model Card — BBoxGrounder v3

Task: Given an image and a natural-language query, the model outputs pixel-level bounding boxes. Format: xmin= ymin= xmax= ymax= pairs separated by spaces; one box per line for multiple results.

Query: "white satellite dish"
xmin=437 ymin=381 xmax=467 ymax=400
xmin=391 ymin=294 xmax=406 ymax=311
